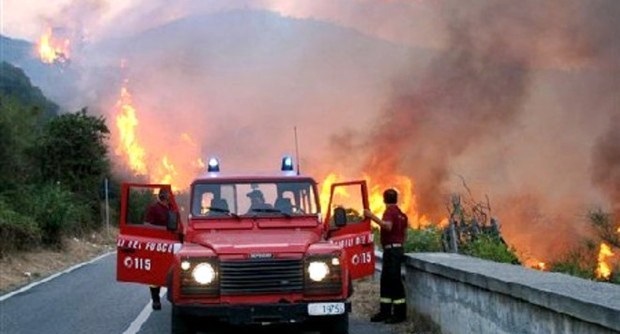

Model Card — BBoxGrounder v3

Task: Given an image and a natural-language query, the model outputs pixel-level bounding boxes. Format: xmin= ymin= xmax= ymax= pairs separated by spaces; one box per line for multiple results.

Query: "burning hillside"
xmin=5 ymin=1 xmax=620 ymax=278
xmin=112 ymin=80 xmax=204 ymax=190
xmin=36 ymin=27 xmax=70 ymax=64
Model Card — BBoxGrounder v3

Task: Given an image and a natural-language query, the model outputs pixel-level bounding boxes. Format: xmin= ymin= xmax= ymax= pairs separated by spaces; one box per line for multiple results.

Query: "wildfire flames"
xmin=595 ymin=243 xmax=614 ymax=280
xmin=113 ymin=81 xmax=204 ymax=190
xmin=37 ymin=28 xmax=70 ymax=64
xmin=320 ymin=172 xmax=436 ymax=228
xmin=115 ymin=84 xmax=147 ymax=175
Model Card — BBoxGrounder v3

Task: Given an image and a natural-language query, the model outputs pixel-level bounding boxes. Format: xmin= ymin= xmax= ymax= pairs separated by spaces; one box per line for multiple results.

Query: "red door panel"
xmin=324 ymin=181 xmax=375 ymax=279
xmin=116 ymin=183 xmax=182 ymax=286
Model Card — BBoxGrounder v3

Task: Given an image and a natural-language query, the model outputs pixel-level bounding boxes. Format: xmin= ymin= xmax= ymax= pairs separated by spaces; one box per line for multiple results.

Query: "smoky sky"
xmin=6 ymin=0 xmax=620 ymax=261
xmin=342 ymin=0 xmax=620 ymax=259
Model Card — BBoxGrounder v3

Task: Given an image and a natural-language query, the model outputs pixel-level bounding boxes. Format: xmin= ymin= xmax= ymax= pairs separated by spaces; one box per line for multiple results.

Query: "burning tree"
xmin=550 ymin=210 xmax=619 ymax=283
xmin=441 ymin=178 xmax=519 ymax=265
xmin=589 ymin=210 xmax=619 ymax=281
xmin=36 ymin=27 xmax=71 ymax=64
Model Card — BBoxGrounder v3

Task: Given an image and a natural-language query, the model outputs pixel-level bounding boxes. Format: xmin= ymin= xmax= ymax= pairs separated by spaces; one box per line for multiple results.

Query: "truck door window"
xmin=126 ymin=187 xmax=159 ymax=225
xmin=328 ymin=184 xmax=365 ymax=228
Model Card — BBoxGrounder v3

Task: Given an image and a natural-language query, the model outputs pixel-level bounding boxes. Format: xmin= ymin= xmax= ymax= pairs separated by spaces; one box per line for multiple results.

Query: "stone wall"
xmin=404 ymin=253 xmax=620 ymax=334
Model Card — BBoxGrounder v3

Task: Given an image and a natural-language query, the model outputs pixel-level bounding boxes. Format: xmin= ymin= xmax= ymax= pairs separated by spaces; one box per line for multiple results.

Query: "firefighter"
xmin=364 ymin=188 xmax=408 ymax=324
xmin=246 ymin=189 xmax=273 ymax=213
xmin=144 ymin=188 xmax=171 ymax=310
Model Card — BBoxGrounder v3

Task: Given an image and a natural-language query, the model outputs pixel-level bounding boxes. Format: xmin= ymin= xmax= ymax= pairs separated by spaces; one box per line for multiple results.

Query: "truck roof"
xmin=191 ymin=172 xmax=317 ymax=184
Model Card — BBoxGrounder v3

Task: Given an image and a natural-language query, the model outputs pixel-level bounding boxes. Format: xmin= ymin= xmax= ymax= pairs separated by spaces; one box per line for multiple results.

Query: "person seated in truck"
xmin=207 ymin=197 xmax=230 ymax=217
xmin=246 ymin=189 xmax=273 ymax=214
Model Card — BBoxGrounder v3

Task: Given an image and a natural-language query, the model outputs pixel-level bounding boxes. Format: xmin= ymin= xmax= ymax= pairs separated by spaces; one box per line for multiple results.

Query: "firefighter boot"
xmin=385 ymin=302 xmax=406 ymax=324
xmin=370 ymin=302 xmax=391 ymax=322
xmin=150 ymin=286 xmax=162 ymax=310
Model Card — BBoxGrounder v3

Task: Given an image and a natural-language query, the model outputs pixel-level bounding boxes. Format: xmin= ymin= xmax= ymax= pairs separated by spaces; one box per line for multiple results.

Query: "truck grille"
xmin=220 ymin=258 xmax=303 ymax=295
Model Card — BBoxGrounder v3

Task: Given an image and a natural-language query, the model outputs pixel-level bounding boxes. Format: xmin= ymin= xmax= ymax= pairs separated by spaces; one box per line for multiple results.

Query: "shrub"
xmin=33 ymin=109 xmax=110 ymax=224
xmin=0 ymin=200 xmax=41 ymax=256
xmin=549 ymin=241 xmax=597 ymax=279
xmin=461 ymin=234 xmax=520 ymax=264
xmin=26 ymin=184 xmax=91 ymax=248
xmin=405 ymin=226 xmax=443 ymax=252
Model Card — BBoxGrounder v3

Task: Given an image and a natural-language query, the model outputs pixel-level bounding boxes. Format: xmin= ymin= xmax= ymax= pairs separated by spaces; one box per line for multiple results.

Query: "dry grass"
xmin=350 ymin=277 xmax=441 ymax=334
xmin=0 ymin=227 xmax=117 ymax=293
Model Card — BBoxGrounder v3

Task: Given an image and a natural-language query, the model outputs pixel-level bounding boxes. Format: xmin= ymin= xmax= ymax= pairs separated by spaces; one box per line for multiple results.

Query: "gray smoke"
xmin=355 ymin=0 xmax=620 ymax=260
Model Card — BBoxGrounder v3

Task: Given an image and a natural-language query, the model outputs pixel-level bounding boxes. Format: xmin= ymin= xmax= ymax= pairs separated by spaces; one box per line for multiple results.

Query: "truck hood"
xmin=193 ymin=229 xmax=321 ymax=255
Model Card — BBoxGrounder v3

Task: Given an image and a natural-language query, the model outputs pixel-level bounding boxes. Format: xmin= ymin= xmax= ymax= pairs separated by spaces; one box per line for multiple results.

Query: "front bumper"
xmin=174 ymin=301 xmax=351 ymax=325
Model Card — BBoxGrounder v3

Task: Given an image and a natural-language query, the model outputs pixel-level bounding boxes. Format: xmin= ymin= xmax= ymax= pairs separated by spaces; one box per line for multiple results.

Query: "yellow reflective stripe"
xmin=380 ymin=298 xmax=392 ymax=303
xmin=393 ymin=299 xmax=406 ymax=304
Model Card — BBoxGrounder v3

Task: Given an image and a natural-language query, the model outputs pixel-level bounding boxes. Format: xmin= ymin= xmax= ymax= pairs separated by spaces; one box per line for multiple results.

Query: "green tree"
xmin=34 ymin=109 xmax=110 ymax=221
xmin=0 ymin=61 xmax=58 ymax=118
xmin=0 ymin=98 xmax=40 ymax=192
xmin=0 ymin=62 xmax=58 ymax=192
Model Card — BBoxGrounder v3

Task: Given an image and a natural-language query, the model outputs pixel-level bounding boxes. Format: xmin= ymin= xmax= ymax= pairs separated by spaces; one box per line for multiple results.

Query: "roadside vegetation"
xmin=377 ymin=203 xmax=618 ymax=284
xmin=375 ymin=190 xmax=520 ymax=265
xmin=0 ymin=62 xmax=112 ymax=256
xmin=549 ymin=210 xmax=619 ymax=284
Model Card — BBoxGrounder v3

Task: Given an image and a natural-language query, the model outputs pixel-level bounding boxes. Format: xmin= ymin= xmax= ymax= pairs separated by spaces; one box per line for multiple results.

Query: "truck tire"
xmin=171 ymin=306 xmax=195 ymax=334
xmin=320 ymin=314 xmax=349 ymax=334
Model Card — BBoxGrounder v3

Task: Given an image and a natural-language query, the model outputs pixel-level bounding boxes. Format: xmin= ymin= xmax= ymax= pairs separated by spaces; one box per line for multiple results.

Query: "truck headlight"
xmin=308 ymin=261 xmax=330 ymax=282
xmin=192 ymin=263 xmax=216 ymax=285
xmin=304 ymin=254 xmax=342 ymax=296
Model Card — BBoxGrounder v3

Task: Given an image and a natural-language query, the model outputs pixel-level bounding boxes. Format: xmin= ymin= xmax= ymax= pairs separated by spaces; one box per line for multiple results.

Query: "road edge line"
xmin=122 ymin=288 xmax=167 ymax=334
xmin=0 ymin=251 xmax=115 ymax=302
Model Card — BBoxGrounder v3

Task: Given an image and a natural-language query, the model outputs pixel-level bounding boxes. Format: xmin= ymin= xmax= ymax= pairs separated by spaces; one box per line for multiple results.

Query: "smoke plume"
xmin=5 ymin=0 xmax=620 ymax=261
xmin=354 ymin=0 xmax=620 ymax=259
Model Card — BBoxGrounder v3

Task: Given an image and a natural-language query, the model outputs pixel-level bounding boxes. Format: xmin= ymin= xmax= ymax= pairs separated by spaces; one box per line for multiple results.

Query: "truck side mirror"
xmin=333 ymin=207 xmax=347 ymax=227
xmin=167 ymin=211 xmax=178 ymax=231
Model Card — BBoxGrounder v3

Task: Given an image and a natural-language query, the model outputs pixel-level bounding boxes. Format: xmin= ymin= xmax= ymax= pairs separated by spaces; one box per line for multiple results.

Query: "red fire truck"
xmin=116 ymin=157 xmax=375 ymax=333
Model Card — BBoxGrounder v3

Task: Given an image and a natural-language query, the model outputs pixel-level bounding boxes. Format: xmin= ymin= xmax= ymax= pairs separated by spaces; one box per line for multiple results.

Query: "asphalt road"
xmin=0 ymin=253 xmax=395 ymax=334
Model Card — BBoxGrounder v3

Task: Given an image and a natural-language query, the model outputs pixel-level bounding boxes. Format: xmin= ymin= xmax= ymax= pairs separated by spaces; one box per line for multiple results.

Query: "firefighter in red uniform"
xmin=364 ymin=188 xmax=408 ymax=324
xmin=144 ymin=189 xmax=171 ymax=310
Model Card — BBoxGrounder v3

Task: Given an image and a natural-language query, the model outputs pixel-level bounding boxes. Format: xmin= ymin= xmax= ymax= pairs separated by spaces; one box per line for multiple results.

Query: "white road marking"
xmin=0 ymin=251 xmax=115 ymax=302
xmin=122 ymin=288 xmax=167 ymax=334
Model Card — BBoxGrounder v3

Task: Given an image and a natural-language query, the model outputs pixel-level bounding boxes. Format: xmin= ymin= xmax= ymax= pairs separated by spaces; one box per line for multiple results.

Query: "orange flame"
xmin=365 ymin=173 xmax=438 ymax=228
xmin=155 ymin=155 xmax=177 ymax=188
xmin=595 ymin=243 xmax=614 ymax=280
xmin=196 ymin=158 xmax=206 ymax=170
xmin=113 ymin=80 xmax=206 ymax=190
xmin=37 ymin=28 xmax=70 ymax=64
xmin=320 ymin=173 xmax=346 ymax=215
xmin=115 ymin=83 xmax=147 ymax=175
xmin=319 ymin=172 xmax=440 ymax=229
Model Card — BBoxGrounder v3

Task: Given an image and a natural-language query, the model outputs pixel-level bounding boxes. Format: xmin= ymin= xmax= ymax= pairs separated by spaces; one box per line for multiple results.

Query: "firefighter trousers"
xmin=380 ymin=247 xmax=406 ymax=309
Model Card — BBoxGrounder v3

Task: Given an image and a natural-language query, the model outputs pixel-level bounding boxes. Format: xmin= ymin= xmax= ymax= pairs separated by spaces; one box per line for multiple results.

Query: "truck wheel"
xmin=320 ymin=314 xmax=349 ymax=334
xmin=171 ymin=306 xmax=195 ymax=334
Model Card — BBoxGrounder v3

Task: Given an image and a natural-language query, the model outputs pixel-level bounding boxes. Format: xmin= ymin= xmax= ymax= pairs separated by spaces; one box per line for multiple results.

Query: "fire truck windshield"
xmin=191 ymin=181 xmax=319 ymax=217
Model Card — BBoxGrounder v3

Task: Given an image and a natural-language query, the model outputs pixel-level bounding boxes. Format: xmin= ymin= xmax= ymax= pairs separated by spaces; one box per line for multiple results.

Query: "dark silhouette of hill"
xmin=0 ymin=61 xmax=59 ymax=118
xmin=0 ymin=35 xmax=32 ymax=64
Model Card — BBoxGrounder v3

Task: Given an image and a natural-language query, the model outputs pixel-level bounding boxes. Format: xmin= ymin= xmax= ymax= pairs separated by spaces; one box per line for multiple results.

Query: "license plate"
xmin=308 ymin=303 xmax=345 ymax=316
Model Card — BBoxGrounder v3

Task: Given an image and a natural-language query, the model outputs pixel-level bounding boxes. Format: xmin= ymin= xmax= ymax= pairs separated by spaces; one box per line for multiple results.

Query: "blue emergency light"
xmin=281 ymin=156 xmax=294 ymax=171
xmin=207 ymin=157 xmax=220 ymax=172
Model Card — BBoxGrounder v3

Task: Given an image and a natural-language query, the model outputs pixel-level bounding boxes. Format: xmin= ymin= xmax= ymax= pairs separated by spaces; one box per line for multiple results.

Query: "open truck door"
xmin=324 ymin=181 xmax=375 ymax=279
xmin=116 ymin=183 xmax=183 ymax=286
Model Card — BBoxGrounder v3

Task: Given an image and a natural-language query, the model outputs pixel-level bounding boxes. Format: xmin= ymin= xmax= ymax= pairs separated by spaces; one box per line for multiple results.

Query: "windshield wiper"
xmin=206 ymin=206 xmax=241 ymax=219
xmin=250 ymin=208 xmax=292 ymax=218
